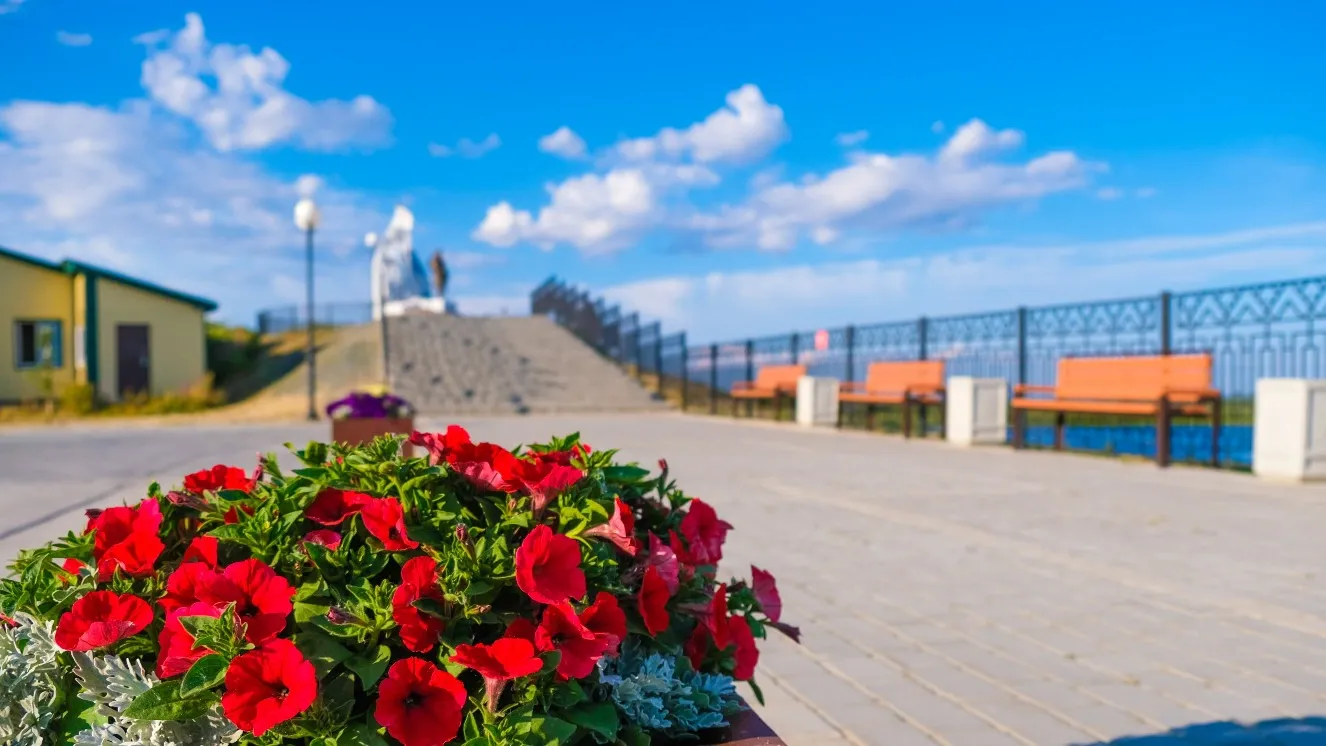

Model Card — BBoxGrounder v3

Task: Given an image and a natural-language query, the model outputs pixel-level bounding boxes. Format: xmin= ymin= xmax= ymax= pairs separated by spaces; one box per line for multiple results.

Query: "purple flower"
xmin=325 ymin=391 xmax=415 ymax=420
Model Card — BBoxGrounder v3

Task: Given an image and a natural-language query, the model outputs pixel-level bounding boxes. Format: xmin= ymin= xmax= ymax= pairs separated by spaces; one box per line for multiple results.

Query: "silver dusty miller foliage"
xmin=597 ymin=639 xmax=742 ymax=740
xmin=0 ymin=612 xmax=66 ymax=746
xmin=71 ymin=651 xmax=241 ymax=746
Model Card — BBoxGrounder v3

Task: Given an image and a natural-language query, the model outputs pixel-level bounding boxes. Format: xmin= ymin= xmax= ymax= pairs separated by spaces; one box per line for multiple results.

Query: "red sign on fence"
xmin=814 ymin=329 xmax=829 ymax=351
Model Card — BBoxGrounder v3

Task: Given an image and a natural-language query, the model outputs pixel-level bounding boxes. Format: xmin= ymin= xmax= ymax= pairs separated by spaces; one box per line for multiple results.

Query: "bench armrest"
xmin=1013 ymin=384 xmax=1056 ymax=396
xmin=1163 ymin=387 xmax=1222 ymax=401
xmin=904 ymin=384 xmax=945 ymax=396
xmin=730 ymin=381 xmax=757 ymax=392
xmin=839 ymin=382 xmax=867 ymax=393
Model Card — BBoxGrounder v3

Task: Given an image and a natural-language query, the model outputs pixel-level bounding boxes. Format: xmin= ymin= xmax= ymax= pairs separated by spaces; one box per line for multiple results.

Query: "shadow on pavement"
xmin=1081 ymin=717 xmax=1326 ymax=744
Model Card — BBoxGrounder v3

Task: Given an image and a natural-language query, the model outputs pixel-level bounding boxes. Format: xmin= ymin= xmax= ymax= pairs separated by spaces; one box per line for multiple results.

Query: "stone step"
xmin=385 ymin=314 xmax=664 ymax=416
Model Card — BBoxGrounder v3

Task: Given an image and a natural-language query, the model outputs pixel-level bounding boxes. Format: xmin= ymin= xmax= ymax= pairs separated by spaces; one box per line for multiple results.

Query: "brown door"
xmin=116 ymin=324 xmax=150 ymax=398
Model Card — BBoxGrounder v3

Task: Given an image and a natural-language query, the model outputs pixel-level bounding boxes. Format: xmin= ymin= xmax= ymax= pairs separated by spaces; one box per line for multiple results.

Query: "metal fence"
xmin=256 ymin=302 xmax=375 ymax=334
xmin=531 ymin=274 xmax=1326 ymax=468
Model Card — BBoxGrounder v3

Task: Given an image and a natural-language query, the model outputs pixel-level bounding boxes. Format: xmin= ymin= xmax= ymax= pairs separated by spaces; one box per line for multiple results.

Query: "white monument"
xmin=369 ymin=205 xmax=448 ymax=318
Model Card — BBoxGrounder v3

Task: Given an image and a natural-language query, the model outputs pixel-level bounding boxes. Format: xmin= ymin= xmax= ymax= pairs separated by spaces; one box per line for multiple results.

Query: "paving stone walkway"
xmin=3 ymin=414 xmax=1325 ymax=745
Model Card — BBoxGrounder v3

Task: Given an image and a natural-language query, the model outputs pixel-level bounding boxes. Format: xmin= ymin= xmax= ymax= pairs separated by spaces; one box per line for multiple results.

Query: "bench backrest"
xmin=862 ymin=360 xmax=946 ymax=393
xmin=753 ymin=364 xmax=807 ymax=392
xmin=1056 ymin=354 xmax=1213 ymax=401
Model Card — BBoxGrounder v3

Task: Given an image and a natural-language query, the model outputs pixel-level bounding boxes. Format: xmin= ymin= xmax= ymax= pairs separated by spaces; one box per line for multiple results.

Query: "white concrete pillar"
xmin=795 ymin=376 xmax=839 ymax=427
xmin=946 ymin=376 xmax=1008 ymax=446
xmin=1253 ymin=378 xmax=1326 ymax=482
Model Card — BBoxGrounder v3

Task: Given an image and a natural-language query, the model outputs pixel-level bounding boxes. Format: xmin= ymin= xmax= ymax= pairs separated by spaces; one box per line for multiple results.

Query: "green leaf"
xmin=412 ymin=596 xmax=448 ymax=619
xmin=180 ymin=654 xmax=229 ymax=697
xmin=215 ymin=488 xmax=250 ymax=502
xmin=345 ymin=644 xmax=391 ymax=687
xmin=603 ymin=465 xmax=650 ymax=483
xmin=121 ymin=681 xmax=219 ymax=721
xmin=539 ymin=650 xmax=562 ymax=674
xmin=295 ymin=600 xmax=331 ymax=623
xmin=176 ymin=614 xmax=222 ymax=644
xmin=520 ymin=716 xmax=577 ymax=745
xmin=293 ymin=628 xmax=354 ymax=678
xmin=342 ymin=722 xmax=391 ymax=746
xmin=206 ymin=524 xmax=247 ymax=541
xmin=563 ymin=701 xmax=620 ymax=743
xmin=549 ymin=680 xmax=586 ymax=708
xmin=747 ymin=677 xmax=766 ymax=706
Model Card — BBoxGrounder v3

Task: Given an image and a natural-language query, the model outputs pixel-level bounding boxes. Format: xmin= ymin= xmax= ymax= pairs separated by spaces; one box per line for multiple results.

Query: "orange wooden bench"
xmin=838 ymin=360 xmax=945 ymax=438
xmin=1011 ymin=353 xmax=1222 ymax=467
xmin=730 ymin=364 xmax=806 ymax=419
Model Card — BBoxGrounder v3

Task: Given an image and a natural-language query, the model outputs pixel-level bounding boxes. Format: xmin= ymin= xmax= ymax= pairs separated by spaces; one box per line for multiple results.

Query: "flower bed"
xmin=326 ymin=391 xmax=417 ymax=459
xmin=0 ymin=426 xmax=796 ymax=745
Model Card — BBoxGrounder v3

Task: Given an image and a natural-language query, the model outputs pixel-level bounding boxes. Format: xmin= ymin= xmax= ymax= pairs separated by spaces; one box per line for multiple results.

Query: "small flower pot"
xmin=330 ymin=417 xmax=415 ymax=457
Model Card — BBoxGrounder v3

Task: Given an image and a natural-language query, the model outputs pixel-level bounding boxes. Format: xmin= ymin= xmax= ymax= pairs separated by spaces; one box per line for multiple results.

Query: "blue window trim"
xmin=14 ymin=318 xmax=65 ymax=370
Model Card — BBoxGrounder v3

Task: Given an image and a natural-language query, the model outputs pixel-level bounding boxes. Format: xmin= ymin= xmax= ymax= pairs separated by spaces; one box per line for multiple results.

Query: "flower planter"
xmin=703 ymin=706 xmax=787 ymax=745
xmin=330 ymin=416 xmax=415 ymax=457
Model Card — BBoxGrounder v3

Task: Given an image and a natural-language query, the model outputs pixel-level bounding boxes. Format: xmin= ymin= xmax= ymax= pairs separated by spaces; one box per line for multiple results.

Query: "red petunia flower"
xmin=647 ymin=533 xmax=680 ymax=594
xmin=375 ymin=658 xmax=468 ymax=746
xmin=60 ymin=557 xmax=86 ymax=582
xmin=55 ymin=590 xmax=153 ymax=652
xmin=503 ymin=617 xmax=538 ymax=644
xmin=584 ymin=497 xmax=637 ymax=555
xmin=638 ymin=566 xmax=671 ymax=636
xmin=510 ymin=458 xmax=584 ymax=515
xmin=391 ymin=556 xmax=446 ymax=653
xmin=536 ymin=602 xmax=610 ymax=680
xmin=301 ymin=529 xmax=342 ymax=551
xmin=751 ymin=565 xmax=782 ymax=623
xmin=196 ymin=559 xmax=295 ymax=644
xmin=304 ymin=488 xmax=374 ymax=526
xmin=451 ymin=634 xmax=543 ymax=712
xmin=88 ymin=499 xmax=162 ymax=558
xmin=581 ymin=591 xmax=627 ymax=656
xmin=449 ymin=441 xmax=521 ymax=493
xmin=679 ymin=499 xmax=732 ymax=566
xmin=159 ymin=562 xmax=215 ymax=614
xmin=684 ymin=623 xmax=709 ymax=670
xmin=184 ymin=464 xmax=256 ymax=494
xmin=222 ymin=639 xmax=317 ymax=736
xmin=408 ymin=425 xmax=472 ymax=466
xmin=729 ymin=615 xmax=760 ymax=680
xmin=361 ymin=497 xmax=419 ymax=551
xmin=96 ymin=530 xmax=165 ymax=581
xmin=182 ymin=536 xmax=219 ymax=567
xmin=515 ymin=525 xmax=586 ymax=605
xmin=707 ymin=584 xmax=732 ymax=650
xmin=156 ymin=601 xmax=222 ymax=679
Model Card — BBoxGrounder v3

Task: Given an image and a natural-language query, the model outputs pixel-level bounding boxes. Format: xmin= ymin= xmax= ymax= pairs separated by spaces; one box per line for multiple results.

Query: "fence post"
xmin=1016 ymin=306 xmax=1028 ymax=385
xmin=844 ymin=325 xmax=856 ymax=382
xmin=679 ymin=333 xmax=688 ymax=411
xmin=744 ymin=340 xmax=754 ymax=383
xmin=709 ymin=344 xmax=719 ymax=414
xmin=1160 ymin=291 xmax=1172 ymax=355
xmin=653 ymin=328 xmax=663 ymax=393
xmin=918 ymin=316 xmax=929 ymax=360
xmin=789 ymin=333 xmax=799 ymax=364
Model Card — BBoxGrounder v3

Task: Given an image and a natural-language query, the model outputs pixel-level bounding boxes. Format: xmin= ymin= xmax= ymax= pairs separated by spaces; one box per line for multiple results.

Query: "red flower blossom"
xmin=361 ymin=497 xmax=419 ymax=551
xmin=304 ymin=488 xmax=374 ymax=526
xmin=679 ymin=499 xmax=732 ymax=566
xmin=408 ymin=425 xmax=472 ymax=466
xmin=375 ymin=658 xmax=468 ymax=746
xmin=515 ymin=525 xmax=586 ymax=605
xmin=223 ymin=504 xmax=256 ymax=525
xmin=60 ymin=557 xmax=86 ymax=581
xmin=96 ymin=531 xmax=164 ymax=581
xmin=581 ymin=591 xmax=628 ymax=656
xmin=182 ymin=536 xmax=219 ymax=567
xmin=510 ymin=458 xmax=584 ymax=514
xmin=301 ymin=529 xmax=342 ymax=550
xmin=729 ymin=615 xmax=759 ymax=680
xmin=647 ymin=533 xmax=680 ymax=594
xmin=160 ymin=561 xmax=215 ymax=613
xmin=391 ymin=556 xmax=445 ymax=653
xmin=536 ymin=602 xmax=610 ymax=680
xmin=503 ymin=617 xmax=538 ymax=644
xmin=707 ymin=584 xmax=732 ymax=650
xmin=684 ymin=623 xmax=709 ymax=670
xmin=668 ymin=529 xmax=697 ymax=567
xmin=751 ymin=565 xmax=782 ymax=623
xmin=583 ymin=497 xmax=637 ymax=555
xmin=54 ymin=590 xmax=152 ymax=652
xmin=451 ymin=634 xmax=543 ymax=711
xmin=449 ymin=441 xmax=522 ymax=493
xmin=184 ymin=464 xmax=256 ymax=494
xmin=156 ymin=601 xmax=222 ymax=679
xmin=222 ymin=639 xmax=317 ymax=736
xmin=638 ymin=566 xmax=671 ymax=636
xmin=196 ymin=559 xmax=295 ymax=644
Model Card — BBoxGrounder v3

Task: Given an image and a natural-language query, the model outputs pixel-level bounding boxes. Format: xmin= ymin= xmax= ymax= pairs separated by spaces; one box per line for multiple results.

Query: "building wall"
xmin=96 ymin=277 xmax=206 ymax=400
xmin=0 ymin=254 xmax=76 ymax=402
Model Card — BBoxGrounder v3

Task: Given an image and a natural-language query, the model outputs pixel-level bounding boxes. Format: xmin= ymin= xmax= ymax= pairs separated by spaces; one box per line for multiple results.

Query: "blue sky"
xmin=1 ymin=0 xmax=1323 ymax=341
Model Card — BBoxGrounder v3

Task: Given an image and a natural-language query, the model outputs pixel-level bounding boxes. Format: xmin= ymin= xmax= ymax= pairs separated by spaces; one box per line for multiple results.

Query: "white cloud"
xmin=429 ymin=133 xmax=500 ymax=159
xmin=835 ymin=130 xmax=869 ymax=147
xmin=538 ymin=126 xmax=588 ymax=159
xmin=1096 ymin=187 xmax=1123 ymax=200
xmin=473 ymin=169 xmax=656 ymax=253
xmin=938 ymin=119 xmax=1024 ymax=163
xmin=614 ymin=84 xmax=787 ymax=165
xmin=602 ymin=222 xmax=1326 ymax=342
xmin=1136 ymin=186 xmax=1158 ymax=198
xmin=56 ymin=31 xmax=93 ymax=47
xmin=135 ymin=13 xmax=391 ymax=152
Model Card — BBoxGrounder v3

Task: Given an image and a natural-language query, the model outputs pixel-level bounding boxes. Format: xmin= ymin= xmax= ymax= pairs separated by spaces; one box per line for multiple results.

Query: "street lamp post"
xmin=294 ymin=198 xmax=321 ymax=421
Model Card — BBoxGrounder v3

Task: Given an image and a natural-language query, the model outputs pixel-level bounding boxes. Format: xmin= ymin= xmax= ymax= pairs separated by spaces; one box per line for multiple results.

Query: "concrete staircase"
xmin=386 ymin=315 xmax=664 ymax=415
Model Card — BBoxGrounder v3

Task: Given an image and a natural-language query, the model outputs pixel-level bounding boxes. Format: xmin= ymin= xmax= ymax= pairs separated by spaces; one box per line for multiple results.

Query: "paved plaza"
xmin=3 ymin=414 xmax=1326 ymax=745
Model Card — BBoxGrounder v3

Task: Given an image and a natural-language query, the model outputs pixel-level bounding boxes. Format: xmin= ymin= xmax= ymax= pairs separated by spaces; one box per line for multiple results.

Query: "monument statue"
xmin=429 ymin=250 xmax=448 ymax=298
xmin=368 ymin=205 xmax=433 ymax=319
